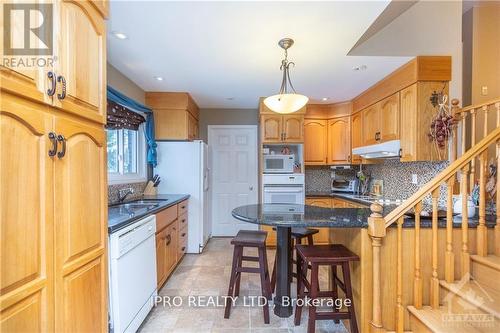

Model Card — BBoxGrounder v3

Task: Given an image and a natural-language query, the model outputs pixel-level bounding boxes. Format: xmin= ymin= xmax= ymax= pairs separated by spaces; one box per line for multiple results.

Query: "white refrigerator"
xmin=155 ymin=140 xmax=211 ymax=253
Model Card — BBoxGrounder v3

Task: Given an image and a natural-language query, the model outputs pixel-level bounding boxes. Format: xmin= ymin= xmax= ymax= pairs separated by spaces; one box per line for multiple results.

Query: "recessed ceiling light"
xmin=154 ymin=76 xmax=163 ymax=81
xmin=322 ymin=97 xmax=329 ymax=101
xmin=226 ymin=97 xmax=235 ymax=100
xmin=112 ymin=31 xmax=128 ymax=40
xmin=353 ymin=65 xmax=367 ymax=71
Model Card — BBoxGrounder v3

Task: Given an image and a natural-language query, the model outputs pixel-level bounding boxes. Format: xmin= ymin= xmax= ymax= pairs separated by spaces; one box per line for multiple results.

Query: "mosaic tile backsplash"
xmin=108 ymin=181 xmax=147 ymax=204
xmin=305 ymin=160 xmax=450 ymax=209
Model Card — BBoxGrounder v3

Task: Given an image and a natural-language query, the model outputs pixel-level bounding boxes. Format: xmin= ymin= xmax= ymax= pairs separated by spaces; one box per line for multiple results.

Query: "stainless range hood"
xmin=352 ymin=140 xmax=401 ymax=159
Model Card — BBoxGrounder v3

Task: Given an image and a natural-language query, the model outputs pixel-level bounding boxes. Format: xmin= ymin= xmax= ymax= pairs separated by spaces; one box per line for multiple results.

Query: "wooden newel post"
xmin=368 ymin=203 xmax=386 ymax=333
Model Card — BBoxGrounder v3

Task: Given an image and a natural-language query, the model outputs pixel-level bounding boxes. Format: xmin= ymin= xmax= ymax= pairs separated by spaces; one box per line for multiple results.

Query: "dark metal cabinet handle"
xmin=348 ymin=155 xmax=351 ymax=163
xmin=48 ymin=132 xmax=58 ymax=156
xmin=181 ymin=247 xmax=186 ymax=251
xmin=57 ymin=75 xmax=66 ymax=100
xmin=166 ymin=234 xmax=171 ymax=246
xmin=181 ymin=219 xmax=186 ymax=223
xmin=47 ymin=72 xmax=56 ymax=96
xmin=56 ymin=135 xmax=66 ymax=158
xmin=181 ymin=233 xmax=186 ymax=237
xmin=399 ymin=148 xmax=403 ymax=158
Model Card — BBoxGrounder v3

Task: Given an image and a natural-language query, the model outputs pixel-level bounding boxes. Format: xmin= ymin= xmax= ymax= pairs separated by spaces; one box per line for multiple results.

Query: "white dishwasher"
xmin=109 ymin=215 xmax=157 ymax=333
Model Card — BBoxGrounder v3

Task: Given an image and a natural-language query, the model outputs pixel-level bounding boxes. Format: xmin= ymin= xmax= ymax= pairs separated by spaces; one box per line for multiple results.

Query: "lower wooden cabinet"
xmin=155 ymin=200 xmax=189 ymax=289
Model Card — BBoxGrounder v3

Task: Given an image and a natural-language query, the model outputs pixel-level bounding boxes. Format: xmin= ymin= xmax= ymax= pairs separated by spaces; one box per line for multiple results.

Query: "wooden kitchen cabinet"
xmin=282 ymin=115 xmax=304 ymax=142
xmin=53 ymin=116 xmax=107 ymax=333
xmin=146 ymin=92 xmax=200 ymax=141
xmin=351 ymin=112 xmax=363 ymax=164
xmin=261 ymin=114 xmax=304 ymax=143
xmin=304 ymin=119 xmax=327 ymax=165
xmin=379 ymin=93 xmax=400 ymax=142
xmin=1 ymin=1 xmax=108 ymax=331
xmin=327 ymin=117 xmax=351 ymax=165
xmin=361 ymin=104 xmax=380 ymax=146
xmin=261 ymin=114 xmax=282 ymax=142
xmin=155 ymin=200 xmax=189 ymax=289
xmin=53 ymin=0 xmax=106 ymax=124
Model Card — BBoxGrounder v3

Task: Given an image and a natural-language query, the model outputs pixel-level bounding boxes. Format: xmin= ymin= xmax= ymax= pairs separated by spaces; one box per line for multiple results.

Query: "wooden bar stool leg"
xmin=331 ymin=264 xmax=340 ymax=324
xmin=225 ymin=245 xmax=242 ymax=319
xmin=234 ymin=247 xmax=243 ymax=297
xmin=307 ymin=263 xmax=319 ymax=333
xmin=307 ymin=234 xmax=314 ymax=245
xmin=342 ymin=261 xmax=358 ymax=333
xmin=258 ymin=247 xmax=270 ymax=324
xmin=294 ymin=255 xmax=308 ymax=326
xmin=271 ymin=256 xmax=276 ymax=293
xmin=262 ymin=246 xmax=272 ymax=299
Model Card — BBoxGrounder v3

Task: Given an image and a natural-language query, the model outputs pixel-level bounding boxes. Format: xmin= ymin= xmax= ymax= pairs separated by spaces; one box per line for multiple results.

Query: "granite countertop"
xmin=108 ymin=194 xmax=190 ymax=234
xmin=232 ymin=203 xmax=495 ymax=229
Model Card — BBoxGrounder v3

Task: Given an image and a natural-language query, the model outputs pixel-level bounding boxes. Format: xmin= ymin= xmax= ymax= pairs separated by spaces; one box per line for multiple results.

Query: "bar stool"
xmin=270 ymin=227 xmax=319 ymax=292
xmin=224 ymin=230 xmax=272 ymax=324
xmin=294 ymin=244 xmax=359 ymax=333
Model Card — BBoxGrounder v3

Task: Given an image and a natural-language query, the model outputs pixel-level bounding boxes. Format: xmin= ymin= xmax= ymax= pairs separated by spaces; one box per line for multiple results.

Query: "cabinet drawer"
xmin=178 ymin=212 xmax=188 ymax=231
xmin=178 ymin=200 xmax=188 ymax=216
xmin=156 ymin=205 xmax=177 ymax=231
xmin=178 ymin=232 xmax=188 ymax=256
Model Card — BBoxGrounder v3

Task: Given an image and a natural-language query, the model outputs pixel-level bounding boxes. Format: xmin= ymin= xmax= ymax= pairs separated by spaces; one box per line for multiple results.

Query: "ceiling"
xmin=107 ymin=1 xmax=412 ymax=109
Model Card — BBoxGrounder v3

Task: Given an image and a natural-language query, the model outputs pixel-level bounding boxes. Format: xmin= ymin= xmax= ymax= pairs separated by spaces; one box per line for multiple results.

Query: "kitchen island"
xmin=232 ymin=201 xmax=496 ymax=330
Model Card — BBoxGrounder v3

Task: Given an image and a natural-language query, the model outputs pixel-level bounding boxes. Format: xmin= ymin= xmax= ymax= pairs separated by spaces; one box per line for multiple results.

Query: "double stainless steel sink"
xmin=109 ymin=198 xmax=169 ymax=216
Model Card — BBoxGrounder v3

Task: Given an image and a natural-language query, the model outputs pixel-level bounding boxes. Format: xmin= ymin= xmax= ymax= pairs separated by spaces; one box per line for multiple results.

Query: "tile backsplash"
xmin=305 ymin=159 xmax=449 ymax=201
xmin=108 ymin=181 xmax=147 ymax=204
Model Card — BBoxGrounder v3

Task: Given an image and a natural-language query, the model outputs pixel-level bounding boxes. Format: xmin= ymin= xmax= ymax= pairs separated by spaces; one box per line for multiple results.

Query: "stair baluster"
xmin=396 ymin=216 xmax=404 ymax=333
xmin=461 ymin=166 xmax=471 ymax=277
xmin=430 ymin=188 xmax=440 ymax=308
xmin=445 ymin=177 xmax=455 ymax=283
xmin=478 ymin=152 xmax=488 ymax=256
xmin=413 ymin=201 xmax=423 ymax=309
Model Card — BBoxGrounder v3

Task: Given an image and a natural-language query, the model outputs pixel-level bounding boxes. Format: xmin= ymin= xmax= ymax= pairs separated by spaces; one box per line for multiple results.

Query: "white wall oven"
xmin=262 ymin=174 xmax=305 ymax=205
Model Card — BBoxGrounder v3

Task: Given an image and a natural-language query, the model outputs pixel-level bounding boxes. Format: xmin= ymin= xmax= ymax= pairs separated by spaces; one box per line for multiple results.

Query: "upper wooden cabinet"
xmin=54 ymin=0 xmax=106 ymax=124
xmin=399 ymin=82 xmax=448 ymax=161
xmin=361 ymin=92 xmax=400 ymax=146
xmin=0 ymin=0 xmax=107 ymax=124
xmin=379 ymin=93 xmax=400 ymax=142
xmin=146 ymin=92 xmax=200 ymax=141
xmin=351 ymin=112 xmax=363 ymax=164
xmin=304 ymin=119 xmax=327 ymax=165
xmin=260 ymin=114 xmax=304 ymax=143
xmin=327 ymin=117 xmax=351 ymax=165
xmin=361 ymin=104 xmax=380 ymax=146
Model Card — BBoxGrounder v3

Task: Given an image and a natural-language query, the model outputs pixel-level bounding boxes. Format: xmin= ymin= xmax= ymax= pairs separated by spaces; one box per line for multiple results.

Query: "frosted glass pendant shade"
xmin=263 ymin=93 xmax=309 ymax=114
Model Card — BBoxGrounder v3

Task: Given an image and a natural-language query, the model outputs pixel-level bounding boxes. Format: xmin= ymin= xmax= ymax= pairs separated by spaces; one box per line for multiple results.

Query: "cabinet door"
xmin=0 ymin=99 xmax=54 ymax=332
xmin=165 ymin=222 xmax=178 ymax=276
xmin=53 ymin=116 xmax=107 ymax=332
xmin=305 ymin=198 xmax=330 ymax=244
xmin=332 ymin=198 xmax=347 ymax=208
xmin=187 ymin=113 xmax=198 ymax=140
xmin=283 ymin=115 xmax=304 ymax=142
xmin=261 ymin=115 xmax=282 ymax=143
xmin=54 ymin=1 xmax=106 ymax=124
xmin=156 ymin=229 xmax=167 ymax=288
xmin=0 ymin=2 xmax=53 ymax=105
xmin=304 ymin=119 xmax=327 ymax=165
xmin=351 ymin=112 xmax=363 ymax=164
xmin=380 ymin=93 xmax=400 ymax=142
xmin=362 ymin=104 xmax=380 ymax=146
xmin=400 ymin=84 xmax=417 ymax=162
xmin=327 ymin=117 xmax=351 ymax=165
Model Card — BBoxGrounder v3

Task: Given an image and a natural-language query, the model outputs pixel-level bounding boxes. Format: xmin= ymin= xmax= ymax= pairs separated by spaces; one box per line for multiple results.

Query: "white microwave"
xmin=263 ymin=154 xmax=295 ymax=173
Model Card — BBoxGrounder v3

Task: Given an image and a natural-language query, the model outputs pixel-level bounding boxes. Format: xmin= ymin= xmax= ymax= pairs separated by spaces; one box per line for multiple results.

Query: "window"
xmin=107 ymin=127 xmax=146 ymax=184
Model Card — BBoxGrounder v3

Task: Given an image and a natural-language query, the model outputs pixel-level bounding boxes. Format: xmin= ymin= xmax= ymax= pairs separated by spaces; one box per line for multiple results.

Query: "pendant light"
xmin=263 ymin=38 xmax=308 ymax=114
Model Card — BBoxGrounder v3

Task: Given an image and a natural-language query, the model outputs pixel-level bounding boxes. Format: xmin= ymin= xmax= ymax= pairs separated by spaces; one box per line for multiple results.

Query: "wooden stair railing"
xmin=367 ymin=97 xmax=500 ymax=333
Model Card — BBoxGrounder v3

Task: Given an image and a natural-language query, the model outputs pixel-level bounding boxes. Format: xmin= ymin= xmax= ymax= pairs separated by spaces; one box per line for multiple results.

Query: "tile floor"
xmin=139 ymin=238 xmax=348 ymax=333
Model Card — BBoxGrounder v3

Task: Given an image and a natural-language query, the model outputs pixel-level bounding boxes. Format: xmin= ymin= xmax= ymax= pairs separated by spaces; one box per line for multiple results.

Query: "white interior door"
xmin=209 ymin=125 xmax=258 ymax=236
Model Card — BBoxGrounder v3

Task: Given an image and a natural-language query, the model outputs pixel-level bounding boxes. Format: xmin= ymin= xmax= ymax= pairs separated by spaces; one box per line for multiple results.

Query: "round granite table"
xmin=231 ymin=203 xmax=371 ymax=318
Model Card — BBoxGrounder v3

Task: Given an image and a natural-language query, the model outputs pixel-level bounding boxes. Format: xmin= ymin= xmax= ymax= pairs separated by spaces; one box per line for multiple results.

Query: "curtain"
xmin=106 ymin=86 xmax=157 ymax=167
xmin=106 ymin=100 xmax=145 ymax=130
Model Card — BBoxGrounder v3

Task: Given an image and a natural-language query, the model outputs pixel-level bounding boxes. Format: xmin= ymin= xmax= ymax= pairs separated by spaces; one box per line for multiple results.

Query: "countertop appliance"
xmin=262 ymin=174 xmax=305 ymax=205
xmin=263 ymin=154 xmax=295 ymax=174
xmin=155 ymin=140 xmax=211 ymax=253
xmin=108 ymin=215 xmax=157 ymax=333
xmin=331 ymin=179 xmax=357 ymax=193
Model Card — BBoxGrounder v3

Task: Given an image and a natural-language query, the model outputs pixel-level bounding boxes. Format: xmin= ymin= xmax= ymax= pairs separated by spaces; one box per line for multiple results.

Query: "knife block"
xmin=143 ymin=181 xmax=157 ymax=195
